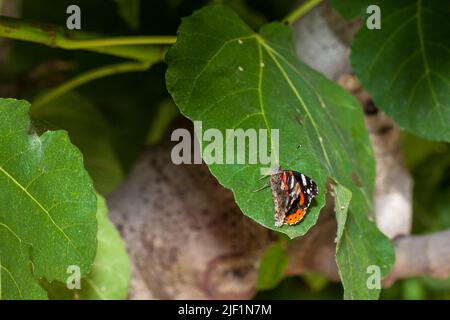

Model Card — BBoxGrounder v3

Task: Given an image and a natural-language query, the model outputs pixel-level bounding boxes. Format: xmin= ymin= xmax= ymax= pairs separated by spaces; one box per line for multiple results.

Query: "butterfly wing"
xmin=270 ymin=172 xmax=287 ymax=227
xmin=283 ymin=171 xmax=318 ymax=226
xmin=292 ymin=171 xmax=318 ymax=207
xmin=282 ymin=171 xmax=301 ymax=212
xmin=284 ymin=205 xmax=307 ymax=225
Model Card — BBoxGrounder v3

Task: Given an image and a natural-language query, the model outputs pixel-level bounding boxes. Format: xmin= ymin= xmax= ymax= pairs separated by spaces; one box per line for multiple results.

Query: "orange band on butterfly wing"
xmin=285 ymin=208 xmax=306 ymax=225
xmin=282 ymin=172 xmax=289 ymax=190
xmin=299 ymin=191 xmax=305 ymax=206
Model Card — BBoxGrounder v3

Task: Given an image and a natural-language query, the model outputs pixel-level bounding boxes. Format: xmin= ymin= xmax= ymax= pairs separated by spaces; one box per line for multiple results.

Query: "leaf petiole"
xmin=0 ymin=16 xmax=174 ymax=61
xmin=31 ymin=59 xmax=160 ymax=113
xmin=283 ymin=0 xmax=323 ymax=25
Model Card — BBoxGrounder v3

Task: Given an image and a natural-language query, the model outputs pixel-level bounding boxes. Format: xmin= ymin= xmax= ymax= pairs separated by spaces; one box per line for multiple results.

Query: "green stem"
xmin=58 ymin=36 xmax=177 ymax=48
xmin=0 ymin=16 xmax=174 ymax=61
xmin=283 ymin=0 xmax=323 ymax=25
xmin=31 ymin=59 xmax=158 ymax=113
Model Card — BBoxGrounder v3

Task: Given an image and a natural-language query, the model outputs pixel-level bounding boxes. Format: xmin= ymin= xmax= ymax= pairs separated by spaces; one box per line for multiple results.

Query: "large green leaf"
xmin=166 ymin=5 xmax=394 ymax=298
xmin=0 ymin=226 xmax=47 ymax=299
xmin=333 ymin=0 xmax=450 ymax=141
xmin=0 ymin=98 xmax=97 ymax=299
xmin=333 ymin=183 xmax=394 ymax=299
xmin=44 ymin=195 xmax=131 ymax=300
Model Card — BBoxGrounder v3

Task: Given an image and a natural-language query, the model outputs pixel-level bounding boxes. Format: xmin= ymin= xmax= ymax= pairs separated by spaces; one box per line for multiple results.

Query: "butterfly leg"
xmin=252 ymin=183 xmax=270 ymax=192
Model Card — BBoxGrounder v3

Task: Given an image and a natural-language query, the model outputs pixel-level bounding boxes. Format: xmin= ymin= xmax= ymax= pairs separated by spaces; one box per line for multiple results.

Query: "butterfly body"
xmin=269 ymin=167 xmax=318 ymax=227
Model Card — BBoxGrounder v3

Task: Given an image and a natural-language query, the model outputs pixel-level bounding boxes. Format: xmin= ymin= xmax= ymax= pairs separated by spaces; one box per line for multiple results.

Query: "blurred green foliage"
xmin=379 ymin=134 xmax=450 ymax=300
xmin=257 ymin=242 xmax=289 ymax=291
xmin=1 ymin=0 xmax=449 ymax=300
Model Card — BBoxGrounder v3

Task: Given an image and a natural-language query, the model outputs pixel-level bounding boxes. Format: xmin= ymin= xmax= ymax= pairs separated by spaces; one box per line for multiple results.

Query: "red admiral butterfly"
xmin=269 ymin=167 xmax=318 ymax=227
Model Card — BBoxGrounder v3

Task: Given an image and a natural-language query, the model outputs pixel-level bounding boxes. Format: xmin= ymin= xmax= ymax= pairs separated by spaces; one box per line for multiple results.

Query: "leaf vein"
xmin=0 ymin=166 xmax=83 ymax=260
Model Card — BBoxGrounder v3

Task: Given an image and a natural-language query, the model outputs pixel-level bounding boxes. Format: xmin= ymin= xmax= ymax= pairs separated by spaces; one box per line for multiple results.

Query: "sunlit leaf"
xmin=0 ymin=98 xmax=97 ymax=299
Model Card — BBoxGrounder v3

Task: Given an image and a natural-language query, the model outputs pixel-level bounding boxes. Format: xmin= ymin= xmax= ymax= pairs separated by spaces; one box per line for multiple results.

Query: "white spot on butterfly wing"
xmin=301 ymin=173 xmax=307 ymax=186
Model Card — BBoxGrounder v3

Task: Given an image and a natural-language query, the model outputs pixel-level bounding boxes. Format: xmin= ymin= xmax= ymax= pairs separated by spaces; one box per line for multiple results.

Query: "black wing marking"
xmin=292 ymin=171 xmax=318 ymax=209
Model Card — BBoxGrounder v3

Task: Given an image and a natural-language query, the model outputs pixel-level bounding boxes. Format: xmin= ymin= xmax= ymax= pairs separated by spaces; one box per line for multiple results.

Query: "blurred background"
xmin=0 ymin=0 xmax=449 ymax=299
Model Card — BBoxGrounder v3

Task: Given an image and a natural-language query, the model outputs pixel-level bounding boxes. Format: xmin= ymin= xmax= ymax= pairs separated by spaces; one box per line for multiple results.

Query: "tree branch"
xmin=384 ymin=231 xmax=450 ymax=286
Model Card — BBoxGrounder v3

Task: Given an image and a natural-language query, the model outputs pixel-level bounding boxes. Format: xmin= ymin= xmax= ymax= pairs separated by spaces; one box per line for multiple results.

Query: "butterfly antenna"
xmin=253 ymin=184 xmax=270 ymax=192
